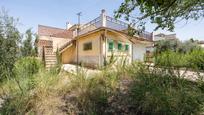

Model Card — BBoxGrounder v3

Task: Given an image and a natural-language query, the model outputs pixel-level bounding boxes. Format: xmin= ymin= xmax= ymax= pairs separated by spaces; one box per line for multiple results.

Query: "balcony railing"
xmin=78 ymin=14 xmax=152 ymax=41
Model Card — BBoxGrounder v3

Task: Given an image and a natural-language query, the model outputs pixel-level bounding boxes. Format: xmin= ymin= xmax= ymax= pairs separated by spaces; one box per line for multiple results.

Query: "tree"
xmin=21 ymin=29 xmax=37 ymax=57
xmin=0 ymin=9 xmax=21 ymax=81
xmin=115 ymin=0 xmax=204 ymax=31
xmin=155 ymin=39 xmax=180 ymax=53
xmin=21 ymin=29 xmax=33 ymax=57
xmin=154 ymin=39 xmax=200 ymax=54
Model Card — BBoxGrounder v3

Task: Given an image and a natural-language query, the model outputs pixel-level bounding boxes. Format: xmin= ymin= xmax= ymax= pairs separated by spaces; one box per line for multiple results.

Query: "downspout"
xmin=104 ymin=29 xmax=107 ymax=66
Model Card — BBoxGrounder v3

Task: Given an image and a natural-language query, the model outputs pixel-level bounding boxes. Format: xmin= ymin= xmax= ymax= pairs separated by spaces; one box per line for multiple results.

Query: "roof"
xmin=51 ymin=30 xmax=73 ymax=38
xmin=199 ymin=41 xmax=204 ymax=44
xmin=59 ymin=27 xmax=153 ymax=52
xmin=38 ymin=25 xmax=73 ymax=38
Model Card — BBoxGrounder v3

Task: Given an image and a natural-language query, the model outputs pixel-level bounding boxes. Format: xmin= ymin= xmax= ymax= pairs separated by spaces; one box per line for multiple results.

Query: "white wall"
xmin=132 ymin=43 xmax=147 ymax=61
xmin=200 ymin=44 xmax=204 ymax=48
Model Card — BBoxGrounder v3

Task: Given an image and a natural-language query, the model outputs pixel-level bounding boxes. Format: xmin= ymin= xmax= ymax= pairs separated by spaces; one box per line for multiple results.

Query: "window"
xmin=118 ymin=42 xmax=122 ymax=51
xmin=83 ymin=42 xmax=92 ymax=51
xmin=108 ymin=40 xmax=114 ymax=51
xmin=125 ymin=44 xmax=129 ymax=51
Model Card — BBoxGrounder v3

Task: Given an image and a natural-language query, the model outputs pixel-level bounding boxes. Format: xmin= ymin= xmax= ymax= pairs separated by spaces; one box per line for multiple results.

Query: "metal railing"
xmin=78 ymin=15 xmax=152 ymax=41
xmin=79 ymin=16 xmax=101 ymax=35
xmin=106 ymin=16 xmax=128 ymax=31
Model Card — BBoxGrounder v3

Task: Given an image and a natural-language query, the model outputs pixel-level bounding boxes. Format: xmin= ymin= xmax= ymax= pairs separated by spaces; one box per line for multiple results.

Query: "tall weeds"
xmin=0 ymin=57 xmax=204 ymax=115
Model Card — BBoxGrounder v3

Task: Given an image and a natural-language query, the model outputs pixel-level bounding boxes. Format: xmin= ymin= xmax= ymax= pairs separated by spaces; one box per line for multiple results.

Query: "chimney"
xmin=66 ymin=22 xmax=72 ymax=30
xmin=101 ymin=9 xmax=106 ymax=27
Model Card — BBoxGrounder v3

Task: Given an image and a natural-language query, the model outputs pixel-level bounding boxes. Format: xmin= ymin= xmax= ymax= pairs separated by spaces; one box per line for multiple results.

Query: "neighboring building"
xmin=154 ymin=33 xmax=178 ymax=41
xmin=37 ymin=10 xmax=153 ymax=68
xmin=198 ymin=41 xmax=204 ymax=48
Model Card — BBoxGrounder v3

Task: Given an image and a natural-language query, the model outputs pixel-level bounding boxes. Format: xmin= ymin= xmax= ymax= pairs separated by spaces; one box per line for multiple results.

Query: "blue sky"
xmin=1 ymin=0 xmax=204 ymax=41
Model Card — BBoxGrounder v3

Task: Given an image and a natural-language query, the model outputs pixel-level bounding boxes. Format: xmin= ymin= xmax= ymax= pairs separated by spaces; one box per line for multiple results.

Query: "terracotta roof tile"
xmin=51 ymin=30 xmax=73 ymax=38
xmin=38 ymin=25 xmax=73 ymax=38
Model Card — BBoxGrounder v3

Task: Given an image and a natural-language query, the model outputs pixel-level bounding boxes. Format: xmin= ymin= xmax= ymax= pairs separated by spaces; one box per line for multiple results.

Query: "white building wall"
xmin=200 ymin=44 xmax=204 ymax=48
xmin=132 ymin=43 xmax=147 ymax=61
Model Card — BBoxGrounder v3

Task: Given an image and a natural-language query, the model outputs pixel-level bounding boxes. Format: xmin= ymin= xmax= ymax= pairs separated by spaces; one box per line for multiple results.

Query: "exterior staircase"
xmin=43 ymin=46 xmax=57 ymax=69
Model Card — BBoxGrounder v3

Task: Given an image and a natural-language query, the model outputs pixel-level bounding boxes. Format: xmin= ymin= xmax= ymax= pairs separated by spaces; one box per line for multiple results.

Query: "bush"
xmin=186 ymin=49 xmax=204 ymax=70
xmin=129 ymin=64 xmax=204 ymax=115
xmin=155 ymin=49 xmax=204 ymax=71
xmin=13 ymin=57 xmax=42 ymax=78
xmin=155 ymin=50 xmax=187 ymax=68
xmin=65 ymin=67 xmax=120 ymax=114
xmin=0 ymin=69 xmax=66 ymax=115
xmin=1 ymin=61 xmax=203 ymax=115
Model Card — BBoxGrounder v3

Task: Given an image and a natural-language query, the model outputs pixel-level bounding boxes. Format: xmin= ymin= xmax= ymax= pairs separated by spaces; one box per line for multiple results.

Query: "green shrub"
xmin=155 ymin=49 xmax=204 ymax=71
xmin=129 ymin=64 xmax=204 ymax=115
xmin=0 ymin=69 xmax=65 ymax=115
xmin=13 ymin=57 xmax=42 ymax=78
xmin=1 ymin=60 xmax=203 ymax=115
xmin=66 ymin=68 xmax=120 ymax=114
xmin=155 ymin=50 xmax=187 ymax=68
xmin=186 ymin=49 xmax=204 ymax=70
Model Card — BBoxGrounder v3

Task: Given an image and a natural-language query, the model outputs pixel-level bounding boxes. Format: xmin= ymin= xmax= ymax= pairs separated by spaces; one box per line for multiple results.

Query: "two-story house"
xmin=37 ymin=9 xmax=153 ymax=68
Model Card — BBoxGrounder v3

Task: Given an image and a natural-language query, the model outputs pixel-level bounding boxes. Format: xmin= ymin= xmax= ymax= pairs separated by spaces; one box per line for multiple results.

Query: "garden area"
xmin=0 ymin=1 xmax=204 ymax=114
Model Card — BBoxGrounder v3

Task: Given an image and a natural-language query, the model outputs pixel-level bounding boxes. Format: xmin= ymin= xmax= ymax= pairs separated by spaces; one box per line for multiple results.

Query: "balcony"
xmin=78 ymin=10 xmax=153 ymax=41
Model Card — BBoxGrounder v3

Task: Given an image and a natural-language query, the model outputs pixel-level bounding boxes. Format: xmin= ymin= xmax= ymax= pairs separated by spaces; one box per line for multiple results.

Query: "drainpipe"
xmin=104 ymin=29 xmax=107 ymax=65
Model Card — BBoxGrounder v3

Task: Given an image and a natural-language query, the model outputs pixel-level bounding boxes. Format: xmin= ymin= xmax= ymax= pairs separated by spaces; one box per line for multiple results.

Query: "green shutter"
xmin=118 ymin=42 xmax=122 ymax=51
xmin=125 ymin=44 xmax=129 ymax=51
xmin=108 ymin=41 xmax=114 ymax=51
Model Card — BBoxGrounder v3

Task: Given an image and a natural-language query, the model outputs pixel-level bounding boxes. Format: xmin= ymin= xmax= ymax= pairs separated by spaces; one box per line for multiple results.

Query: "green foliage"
xmin=155 ymin=39 xmax=200 ymax=54
xmin=0 ymin=9 xmax=21 ymax=81
xmin=130 ymin=65 xmax=204 ymax=115
xmin=155 ymin=39 xmax=180 ymax=53
xmin=115 ymin=0 xmax=204 ymax=31
xmin=155 ymin=50 xmax=187 ymax=68
xmin=0 ymin=69 xmax=63 ymax=115
xmin=155 ymin=49 xmax=204 ymax=71
xmin=20 ymin=29 xmax=37 ymax=57
xmin=0 ymin=59 xmax=204 ymax=114
xmin=13 ymin=57 xmax=42 ymax=78
xmin=186 ymin=49 xmax=204 ymax=70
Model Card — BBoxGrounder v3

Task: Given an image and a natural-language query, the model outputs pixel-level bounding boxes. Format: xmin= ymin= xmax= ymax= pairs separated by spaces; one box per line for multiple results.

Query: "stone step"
xmin=45 ymin=56 xmax=57 ymax=60
xmin=45 ymin=60 xmax=57 ymax=65
xmin=46 ymin=64 xmax=56 ymax=68
xmin=44 ymin=52 xmax=57 ymax=69
xmin=45 ymin=54 xmax=56 ymax=57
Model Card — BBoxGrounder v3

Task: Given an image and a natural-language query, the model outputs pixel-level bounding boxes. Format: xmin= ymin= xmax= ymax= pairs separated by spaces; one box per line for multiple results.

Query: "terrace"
xmin=78 ymin=9 xmax=153 ymax=41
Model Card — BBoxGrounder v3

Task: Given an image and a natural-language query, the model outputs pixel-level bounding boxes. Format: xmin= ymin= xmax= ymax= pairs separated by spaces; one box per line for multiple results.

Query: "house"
xmin=37 ymin=10 xmax=153 ymax=68
xmin=198 ymin=41 xmax=204 ymax=48
xmin=154 ymin=33 xmax=178 ymax=41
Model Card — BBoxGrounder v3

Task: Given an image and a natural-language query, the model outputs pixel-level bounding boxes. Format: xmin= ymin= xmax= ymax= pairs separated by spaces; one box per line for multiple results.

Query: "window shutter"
xmin=118 ymin=42 xmax=122 ymax=51
xmin=108 ymin=41 xmax=114 ymax=51
xmin=125 ymin=44 xmax=129 ymax=51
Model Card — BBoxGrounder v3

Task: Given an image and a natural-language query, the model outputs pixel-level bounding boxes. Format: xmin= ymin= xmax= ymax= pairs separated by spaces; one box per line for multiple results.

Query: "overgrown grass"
xmin=129 ymin=64 xmax=204 ymax=115
xmin=0 ymin=57 xmax=204 ymax=115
